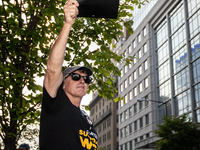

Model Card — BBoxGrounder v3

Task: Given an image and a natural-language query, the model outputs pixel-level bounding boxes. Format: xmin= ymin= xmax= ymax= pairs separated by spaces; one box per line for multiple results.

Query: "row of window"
xmin=120 ymin=133 xmax=150 ymax=150
xmin=99 ymin=144 xmax=111 ymax=150
xmin=155 ymin=0 xmax=200 ymax=122
xmin=120 ymin=113 xmax=149 ymax=139
xmin=97 ymin=118 xmax=111 ymax=134
xmin=98 ymin=131 xmax=111 ymax=145
xmin=120 ymin=43 xmax=148 ymax=77
xmin=120 ymin=77 xmax=149 ymax=108
xmin=120 ymin=63 xmax=149 ymax=94
xmin=116 ymin=26 xmax=147 ymax=59
xmin=91 ymin=98 xmax=110 ymax=115
xmin=119 ymin=95 xmax=149 ymax=123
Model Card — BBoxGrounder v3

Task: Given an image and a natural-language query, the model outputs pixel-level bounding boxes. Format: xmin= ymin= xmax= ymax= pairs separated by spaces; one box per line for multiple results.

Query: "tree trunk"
xmin=3 ymin=110 xmax=18 ymax=150
xmin=4 ymin=136 xmax=16 ymax=150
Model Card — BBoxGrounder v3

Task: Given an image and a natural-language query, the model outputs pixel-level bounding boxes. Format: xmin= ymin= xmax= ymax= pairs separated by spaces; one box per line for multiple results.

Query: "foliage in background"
xmin=0 ymin=0 xmax=148 ymax=149
xmin=155 ymin=114 xmax=200 ymax=150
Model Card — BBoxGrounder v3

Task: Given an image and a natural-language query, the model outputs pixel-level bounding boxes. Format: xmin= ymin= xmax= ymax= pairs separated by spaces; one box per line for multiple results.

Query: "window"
xmin=99 ymin=137 xmax=101 ymax=145
xmin=129 ymin=107 xmax=132 ymax=117
xmin=121 ymin=145 xmax=123 ymax=150
xmin=125 ymin=143 xmax=128 ymax=150
xmin=133 ymin=71 xmax=137 ymax=80
xmin=125 ymin=65 xmax=128 ymax=74
xmin=120 ymin=129 xmax=124 ymax=138
xmin=144 ymin=60 xmax=148 ymax=71
xmin=125 ymin=110 xmax=128 ymax=120
xmin=107 ymin=144 xmax=111 ymax=150
xmin=139 ymin=101 xmax=143 ymax=110
xmin=120 ymin=84 xmax=124 ymax=92
xmin=143 ymin=27 xmax=147 ymax=36
xmin=134 ymin=121 xmax=137 ymax=131
xmin=138 ymin=49 xmax=142 ymax=59
xmin=117 ymin=128 xmax=119 ymax=137
xmin=133 ymin=55 xmax=137 ymax=64
xmin=139 ymin=82 xmax=143 ymax=93
xmin=129 ymin=90 xmax=133 ymax=100
xmin=107 ymin=118 xmax=111 ymax=127
xmin=103 ymin=121 xmax=107 ymax=130
xmin=134 ymin=86 xmax=137 ymax=96
xmin=128 ymin=45 xmax=132 ymax=54
xmin=107 ymin=131 xmax=111 ymax=140
xmin=145 ymin=77 xmax=149 ymax=88
xmin=145 ymin=114 xmax=149 ymax=125
xmin=138 ymin=34 xmax=141 ymax=43
xmin=120 ymin=113 xmax=124 ymax=122
xmin=125 ymin=79 xmax=128 ymax=89
xmin=129 ymin=75 xmax=132 ymax=84
xmin=125 ymin=94 xmax=128 ymax=104
xmin=140 ymin=136 xmax=143 ymax=141
xmin=144 ymin=43 xmax=147 ymax=53
xmin=125 ymin=50 xmax=128 ymax=58
xmin=135 ymin=138 xmax=138 ymax=143
xmin=98 ymin=125 xmax=102 ymax=133
xmin=129 ymin=141 xmax=132 ymax=150
xmin=121 ymin=99 xmax=124 ymax=107
xmin=129 ymin=124 xmax=132 ymax=134
xmin=134 ymin=103 xmax=137 ymax=114
xmin=121 ymin=69 xmax=124 ymax=77
xmin=125 ymin=126 xmax=128 ymax=137
xmin=129 ymin=61 xmax=132 ymax=68
xmin=133 ymin=40 xmax=136 ymax=48
xmin=139 ymin=65 xmax=142 ymax=76
xmin=140 ymin=117 xmax=143 ymax=128
xmin=145 ymin=95 xmax=149 ymax=106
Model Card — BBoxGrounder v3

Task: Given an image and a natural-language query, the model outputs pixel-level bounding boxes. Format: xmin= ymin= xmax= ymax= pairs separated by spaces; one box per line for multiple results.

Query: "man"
xmin=39 ymin=0 xmax=98 ymax=149
xmin=18 ymin=143 xmax=30 ymax=150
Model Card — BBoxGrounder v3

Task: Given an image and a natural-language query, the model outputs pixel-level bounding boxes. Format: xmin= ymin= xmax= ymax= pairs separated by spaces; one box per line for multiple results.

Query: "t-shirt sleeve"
xmin=41 ymin=83 xmax=64 ymax=114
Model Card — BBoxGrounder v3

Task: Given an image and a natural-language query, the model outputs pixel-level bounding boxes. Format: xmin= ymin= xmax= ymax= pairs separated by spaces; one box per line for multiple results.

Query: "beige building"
xmin=90 ymin=0 xmax=200 ymax=149
xmin=89 ymin=84 xmax=119 ymax=150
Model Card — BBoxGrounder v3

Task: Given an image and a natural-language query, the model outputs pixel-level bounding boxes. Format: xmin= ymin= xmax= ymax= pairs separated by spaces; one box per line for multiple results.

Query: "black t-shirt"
xmin=39 ymin=83 xmax=98 ymax=150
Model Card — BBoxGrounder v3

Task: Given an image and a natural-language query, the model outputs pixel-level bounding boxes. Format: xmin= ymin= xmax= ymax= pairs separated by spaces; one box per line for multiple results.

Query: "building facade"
xmin=118 ymin=0 xmax=200 ymax=149
xmin=89 ymin=0 xmax=200 ymax=149
xmin=89 ymin=83 xmax=119 ymax=150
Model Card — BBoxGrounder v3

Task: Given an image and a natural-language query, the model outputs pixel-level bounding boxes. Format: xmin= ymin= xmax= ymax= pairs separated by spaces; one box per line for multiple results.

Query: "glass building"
xmin=116 ymin=0 xmax=200 ymax=149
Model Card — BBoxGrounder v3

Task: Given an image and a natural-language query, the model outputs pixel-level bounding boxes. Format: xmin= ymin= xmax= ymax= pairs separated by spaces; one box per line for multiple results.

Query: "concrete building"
xmin=89 ymin=81 xmax=119 ymax=150
xmin=90 ymin=0 xmax=200 ymax=149
xmin=118 ymin=0 xmax=200 ymax=149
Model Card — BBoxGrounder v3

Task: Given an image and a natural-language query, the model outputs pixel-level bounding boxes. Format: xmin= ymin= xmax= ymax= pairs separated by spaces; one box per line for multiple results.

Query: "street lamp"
xmin=137 ymin=98 xmax=167 ymax=116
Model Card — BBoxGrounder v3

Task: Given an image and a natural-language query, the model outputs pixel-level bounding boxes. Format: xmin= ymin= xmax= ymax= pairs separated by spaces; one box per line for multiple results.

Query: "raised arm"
xmin=44 ymin=0 xmax=79 ymax=98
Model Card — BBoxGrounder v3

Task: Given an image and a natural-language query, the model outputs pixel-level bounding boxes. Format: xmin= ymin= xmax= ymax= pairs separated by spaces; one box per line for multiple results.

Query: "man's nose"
xmin=79 ymin=76 xmax=85 ymax=83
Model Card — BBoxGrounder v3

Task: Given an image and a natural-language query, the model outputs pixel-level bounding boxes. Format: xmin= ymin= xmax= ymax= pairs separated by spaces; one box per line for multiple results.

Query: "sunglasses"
xmin=66 ymin=73 xmax=93 ymax=84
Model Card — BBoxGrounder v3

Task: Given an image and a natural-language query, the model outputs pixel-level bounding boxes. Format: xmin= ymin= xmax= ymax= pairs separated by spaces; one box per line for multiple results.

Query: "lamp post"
xmin=137 ymin=98 xmax=167 ymax=116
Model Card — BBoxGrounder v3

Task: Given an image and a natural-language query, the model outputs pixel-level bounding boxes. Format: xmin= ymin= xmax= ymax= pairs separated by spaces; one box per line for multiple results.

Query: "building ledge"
xmin=93 ymin=108 xmax=112 ymax=127
xmin=135 ymin=136 xmax=160 ymax=149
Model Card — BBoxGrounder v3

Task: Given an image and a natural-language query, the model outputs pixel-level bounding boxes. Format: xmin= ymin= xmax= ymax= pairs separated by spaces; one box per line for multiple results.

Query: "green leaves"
xmin=155 ymin=114 xmax=200 ymax=150
xmin=0 ymin=0 xmax=148 ymax=148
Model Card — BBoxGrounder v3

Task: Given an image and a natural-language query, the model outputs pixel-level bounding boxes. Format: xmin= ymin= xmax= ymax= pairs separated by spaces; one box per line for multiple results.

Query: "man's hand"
xmin=64 ymin=0 xmax=79 ymax=26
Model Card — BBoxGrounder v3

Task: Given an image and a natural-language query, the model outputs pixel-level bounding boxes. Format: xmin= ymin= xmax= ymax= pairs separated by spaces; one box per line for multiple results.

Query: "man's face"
xmin=63 ymin=70 xmax=89 ymax=100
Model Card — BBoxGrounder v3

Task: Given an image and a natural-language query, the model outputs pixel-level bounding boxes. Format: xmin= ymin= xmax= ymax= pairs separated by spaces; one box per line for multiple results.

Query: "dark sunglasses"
xmin=66 ymin=73 xmax=93 ymax=84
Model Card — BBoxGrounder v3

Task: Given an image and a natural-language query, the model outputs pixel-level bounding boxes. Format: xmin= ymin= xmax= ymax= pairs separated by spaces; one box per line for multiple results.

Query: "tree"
xmin=155 ymin=114 xmax=200 ymax=150
xmin=0 ymin=0 xmax=148 ymax=149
